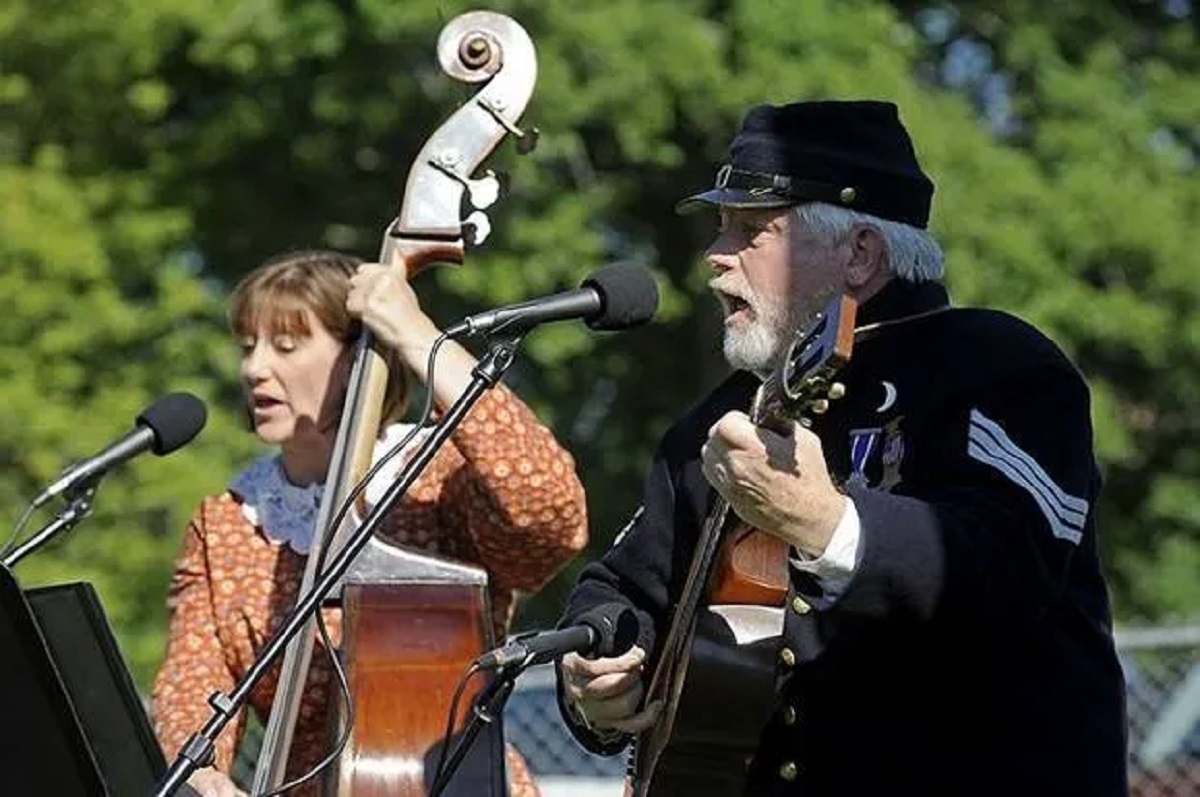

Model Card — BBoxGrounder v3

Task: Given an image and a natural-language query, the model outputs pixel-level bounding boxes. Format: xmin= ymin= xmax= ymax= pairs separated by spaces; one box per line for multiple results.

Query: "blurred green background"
xmin=1 ymin=0 xmax=1197 ymax=690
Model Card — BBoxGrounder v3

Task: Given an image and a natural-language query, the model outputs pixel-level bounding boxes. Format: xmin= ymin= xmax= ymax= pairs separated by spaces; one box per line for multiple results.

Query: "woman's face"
xmin=238 ymin=308 xmax=348 ymax=448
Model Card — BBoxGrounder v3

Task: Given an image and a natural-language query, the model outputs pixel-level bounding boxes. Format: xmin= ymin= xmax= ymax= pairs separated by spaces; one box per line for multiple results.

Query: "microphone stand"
xmin=429 ymin=660 xmax=528 ymax=797
xmin=151 ymin=334 xmax=524 ymax=797
xmin=3 ymin=483 xmax=97 ymax=569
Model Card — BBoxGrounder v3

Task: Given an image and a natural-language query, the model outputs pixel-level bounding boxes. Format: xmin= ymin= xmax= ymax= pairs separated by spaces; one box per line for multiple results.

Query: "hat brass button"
xmin=839 ymin=186 xmax=856 ymax=204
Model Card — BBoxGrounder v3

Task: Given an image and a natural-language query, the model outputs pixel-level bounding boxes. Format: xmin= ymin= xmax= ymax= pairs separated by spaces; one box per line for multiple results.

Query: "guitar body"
xmin=633 ymin=604 xmax=783 ymax=796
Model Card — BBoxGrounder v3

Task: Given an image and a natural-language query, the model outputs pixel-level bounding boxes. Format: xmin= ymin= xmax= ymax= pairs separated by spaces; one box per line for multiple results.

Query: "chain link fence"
xmin=1121 ymin=623 xmax=1200 ymax=796
xmin=226 ymin=625 xmax=1200 ymax=796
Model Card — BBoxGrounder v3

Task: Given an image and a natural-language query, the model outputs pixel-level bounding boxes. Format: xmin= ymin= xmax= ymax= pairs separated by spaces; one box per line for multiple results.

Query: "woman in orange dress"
xmin=151 ymin=250 xmax=588 ymax=796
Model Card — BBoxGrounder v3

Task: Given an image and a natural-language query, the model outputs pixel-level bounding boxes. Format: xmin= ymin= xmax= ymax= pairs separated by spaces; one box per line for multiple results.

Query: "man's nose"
xmin=705 ymin=241 xmax=737 ymax=274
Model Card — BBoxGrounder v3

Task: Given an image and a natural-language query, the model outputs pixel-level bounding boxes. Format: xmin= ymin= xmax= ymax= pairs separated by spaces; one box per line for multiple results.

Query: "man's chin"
xmin=723 ymin=335 xmax=781 ymax=374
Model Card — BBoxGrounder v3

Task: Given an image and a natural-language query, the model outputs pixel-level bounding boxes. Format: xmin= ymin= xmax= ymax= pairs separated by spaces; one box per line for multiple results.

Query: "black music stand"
xmin=0 ymin=564 xmax=167 ymax=796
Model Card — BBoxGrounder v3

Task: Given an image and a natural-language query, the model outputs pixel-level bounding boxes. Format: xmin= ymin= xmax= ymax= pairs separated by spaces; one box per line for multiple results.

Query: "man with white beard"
xmin=554 ymin=100 xmax=1128 ymax=796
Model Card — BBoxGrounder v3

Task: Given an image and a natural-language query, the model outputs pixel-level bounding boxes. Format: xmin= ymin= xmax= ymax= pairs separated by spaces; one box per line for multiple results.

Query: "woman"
xmin=151 ymin=250 xmax=588 ymax=796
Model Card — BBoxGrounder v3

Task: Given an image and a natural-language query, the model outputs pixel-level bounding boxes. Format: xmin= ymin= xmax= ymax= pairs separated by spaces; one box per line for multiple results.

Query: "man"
xmin=556 ymin=100 xmax=1128 ymax=795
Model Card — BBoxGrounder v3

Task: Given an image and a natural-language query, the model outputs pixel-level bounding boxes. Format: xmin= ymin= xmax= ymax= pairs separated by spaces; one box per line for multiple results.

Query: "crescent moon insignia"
xmin=876 ymin=381 xmax=897 ymax=413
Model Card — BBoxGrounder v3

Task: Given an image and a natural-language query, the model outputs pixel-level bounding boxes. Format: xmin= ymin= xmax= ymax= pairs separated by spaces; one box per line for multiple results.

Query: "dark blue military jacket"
xmin=559 ymin=279 xmax=1128 ymax=796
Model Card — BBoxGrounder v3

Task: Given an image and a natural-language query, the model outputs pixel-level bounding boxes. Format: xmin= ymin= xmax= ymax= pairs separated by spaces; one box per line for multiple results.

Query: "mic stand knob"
xmin=3 ymin=483 xmax=97 ymax=568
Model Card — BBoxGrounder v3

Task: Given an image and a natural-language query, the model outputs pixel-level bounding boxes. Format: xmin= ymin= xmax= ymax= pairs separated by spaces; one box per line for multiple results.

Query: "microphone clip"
xmin=4 ymin=483 xmax=98 ymax=569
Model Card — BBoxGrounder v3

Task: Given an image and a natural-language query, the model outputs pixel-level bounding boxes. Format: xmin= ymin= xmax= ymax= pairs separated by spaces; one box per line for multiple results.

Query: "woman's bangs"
xmin=232 ymin=285 xmax=313 ymax=339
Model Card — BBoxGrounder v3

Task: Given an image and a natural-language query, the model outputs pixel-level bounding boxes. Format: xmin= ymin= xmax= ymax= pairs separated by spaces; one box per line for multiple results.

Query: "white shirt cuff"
xmin=788 ymin=498 xmax=862 ymax=607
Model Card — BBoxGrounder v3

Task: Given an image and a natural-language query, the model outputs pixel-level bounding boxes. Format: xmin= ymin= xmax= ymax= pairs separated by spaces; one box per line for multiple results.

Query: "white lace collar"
xmin=229 ymin=423 xmax=424 ymax=554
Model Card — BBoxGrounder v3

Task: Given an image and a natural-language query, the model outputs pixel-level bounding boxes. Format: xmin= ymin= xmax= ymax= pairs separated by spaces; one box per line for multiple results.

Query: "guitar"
xmin=629 ymin=293 xmax=857 ymax=797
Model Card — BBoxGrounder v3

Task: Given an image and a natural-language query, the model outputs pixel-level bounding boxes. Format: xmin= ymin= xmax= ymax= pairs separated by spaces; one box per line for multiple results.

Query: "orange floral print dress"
xmin=151 ymin=385 xmax=588 ymax=796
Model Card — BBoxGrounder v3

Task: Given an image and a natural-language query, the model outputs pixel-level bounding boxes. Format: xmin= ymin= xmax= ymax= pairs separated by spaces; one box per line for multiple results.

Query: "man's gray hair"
xmin=794 ymin=203 xmax=945 ymax=282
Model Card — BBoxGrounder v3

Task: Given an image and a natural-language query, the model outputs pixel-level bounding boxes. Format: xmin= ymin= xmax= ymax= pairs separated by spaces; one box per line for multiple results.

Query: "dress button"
xmin=779 ymin=761 xmax=799 ymax=781
xmin=779 ymin=647 xmax=796 ymax=668
xmin=781 ymin=705 xmax=797 ymax=726
xmin=791 ymin=596 xmax=812 ymax=614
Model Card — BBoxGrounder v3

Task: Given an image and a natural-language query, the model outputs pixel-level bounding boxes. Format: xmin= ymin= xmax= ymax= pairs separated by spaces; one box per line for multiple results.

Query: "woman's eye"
xmin=238 ymin=338 xmax=256 ymax=354
xmin=272 ymin=335 xmax=297 ymax=352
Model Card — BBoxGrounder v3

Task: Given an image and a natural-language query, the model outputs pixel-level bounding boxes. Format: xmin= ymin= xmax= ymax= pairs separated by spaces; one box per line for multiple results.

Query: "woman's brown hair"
xmin=228 ymin=249 xmax=410 ymax=426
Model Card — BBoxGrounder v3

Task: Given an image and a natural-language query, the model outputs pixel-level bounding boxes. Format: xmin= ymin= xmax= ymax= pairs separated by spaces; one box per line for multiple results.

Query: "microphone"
xmin=444 ymin=263 xmax=659 ymax=339
xmin=476 ymin=602 xmax=640 ymax=670
xmin=32 ymin=392 xmax=208 ymax=508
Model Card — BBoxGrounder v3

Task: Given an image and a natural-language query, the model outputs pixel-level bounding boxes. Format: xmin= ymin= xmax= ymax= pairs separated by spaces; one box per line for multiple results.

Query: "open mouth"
xmin=251 ymin=396 xmax=285 ymax=414
xmin=718 ymin=291 xmax=753 ymax=323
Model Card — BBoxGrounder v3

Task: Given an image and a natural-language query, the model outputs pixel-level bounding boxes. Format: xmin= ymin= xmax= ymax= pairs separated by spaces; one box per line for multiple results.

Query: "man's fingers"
xmin=580 ymin=667 xmax=644 ymax=701
xmin=708 ymin=411 xmax=761 ymax=452
xmin=608 ymin=699 xmax=663 ymax=734
xmin=579 ymin=684 xmax=646 ymax=727
xmin=562 ymin=645 xmax=645 ymax=680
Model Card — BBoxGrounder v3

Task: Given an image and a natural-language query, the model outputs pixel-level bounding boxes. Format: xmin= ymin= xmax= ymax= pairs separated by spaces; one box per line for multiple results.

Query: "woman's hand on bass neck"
xmin=346 ymin=262 xmax=481 ymax=407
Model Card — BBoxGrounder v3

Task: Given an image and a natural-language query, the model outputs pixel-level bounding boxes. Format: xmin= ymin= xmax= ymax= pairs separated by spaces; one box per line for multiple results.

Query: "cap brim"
xmin=675 ymin=188 xmax=795 ymax=215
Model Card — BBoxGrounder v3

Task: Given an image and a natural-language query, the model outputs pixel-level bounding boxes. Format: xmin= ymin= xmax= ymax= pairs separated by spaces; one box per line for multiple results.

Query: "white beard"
xmin=722 ymin=290 xmax=792 ymax=373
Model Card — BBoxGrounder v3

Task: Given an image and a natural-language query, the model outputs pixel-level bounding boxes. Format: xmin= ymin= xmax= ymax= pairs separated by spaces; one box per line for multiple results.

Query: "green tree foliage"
xmin=1 ymin=0 xmax=1196 ymax=689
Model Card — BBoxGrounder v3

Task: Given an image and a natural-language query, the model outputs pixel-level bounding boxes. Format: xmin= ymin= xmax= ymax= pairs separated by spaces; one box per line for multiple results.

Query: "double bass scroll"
xmin=250 ymin=12 xmax=539 ymax=796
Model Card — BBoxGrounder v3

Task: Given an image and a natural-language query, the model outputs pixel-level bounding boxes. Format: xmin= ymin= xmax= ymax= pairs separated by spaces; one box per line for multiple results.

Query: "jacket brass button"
xmin=779 ymin=647 xmax=796 ymax=668
xmin=779 ymin=761 xmax=799 ymax=781
xmin=781 ymin=705 xmax=798 ymax=726
xmin=791 ymin=596 xmax=811 ymax=615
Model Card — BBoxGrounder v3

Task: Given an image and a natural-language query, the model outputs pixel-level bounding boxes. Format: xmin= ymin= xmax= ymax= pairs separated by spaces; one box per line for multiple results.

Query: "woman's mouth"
xmin=251 ymin=396 xmax=285 ymax=416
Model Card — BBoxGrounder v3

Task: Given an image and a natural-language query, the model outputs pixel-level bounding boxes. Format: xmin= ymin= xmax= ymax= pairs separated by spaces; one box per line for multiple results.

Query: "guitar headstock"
xmin=752 ymin=294 xmax=857 ymax=430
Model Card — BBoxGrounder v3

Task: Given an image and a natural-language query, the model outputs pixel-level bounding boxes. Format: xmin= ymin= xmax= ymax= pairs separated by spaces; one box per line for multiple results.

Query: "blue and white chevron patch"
xmin=966 ymin=409 xmax=1088 ymax=544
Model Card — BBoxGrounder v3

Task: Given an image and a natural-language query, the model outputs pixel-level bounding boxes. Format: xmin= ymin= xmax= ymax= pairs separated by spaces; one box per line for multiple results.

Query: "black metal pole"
xmin=428 ymin=664 xmax=524 ymax=797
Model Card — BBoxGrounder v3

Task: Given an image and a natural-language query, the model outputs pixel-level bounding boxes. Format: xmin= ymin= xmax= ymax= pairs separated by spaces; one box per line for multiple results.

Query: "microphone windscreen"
xmin=138 ymin=392 xmax=208 ymax=455
xmin=577 ymin=602 xmax=641 ymax=658
xmin=581 ymin=264 xmax=659 ymax=331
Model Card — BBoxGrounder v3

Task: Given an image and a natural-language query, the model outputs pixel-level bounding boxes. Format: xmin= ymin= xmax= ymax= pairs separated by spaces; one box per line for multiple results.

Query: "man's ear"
xmin=845 ymin=224 xmax=888 ymax=289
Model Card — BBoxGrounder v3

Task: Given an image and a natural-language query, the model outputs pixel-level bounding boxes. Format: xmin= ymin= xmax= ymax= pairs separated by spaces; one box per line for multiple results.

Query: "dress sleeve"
xmin=437 ymin=382 xmax=588 ymax=593
xmin=150 ymin=499 xmax=246 ymax=773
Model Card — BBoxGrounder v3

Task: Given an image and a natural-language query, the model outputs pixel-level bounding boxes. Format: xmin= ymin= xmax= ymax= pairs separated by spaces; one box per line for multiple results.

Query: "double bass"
xmin=250 ymin=12 xmax=539 ymax=796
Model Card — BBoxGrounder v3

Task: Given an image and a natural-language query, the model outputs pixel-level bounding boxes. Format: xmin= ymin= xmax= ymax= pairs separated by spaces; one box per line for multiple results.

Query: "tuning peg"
xmin=465 ymin=170 xmax=501 ymax=210
xmin=477 ymin=97 xmax=539 ymax=155
xmin=799 ymin=417 xmax=813 ymax=429
xmin=463 ymin=210 xmax=492 ymax=246
xmin=810 ymin=399 xmax=830 ymax=415
xmin=828 ymin=382 xmax=846 ymax=400
xmin=516 ymin=125 xmax=539 ymax=155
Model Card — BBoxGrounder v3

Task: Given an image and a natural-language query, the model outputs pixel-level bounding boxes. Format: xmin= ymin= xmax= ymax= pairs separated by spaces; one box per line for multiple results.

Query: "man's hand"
xmin=184 ymin=768 xmax=248 ymax=797
xmin=701 ymin=410 xmax=846 ymax=557
xmin=559 ymin=646 xmax=661 ymax=735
